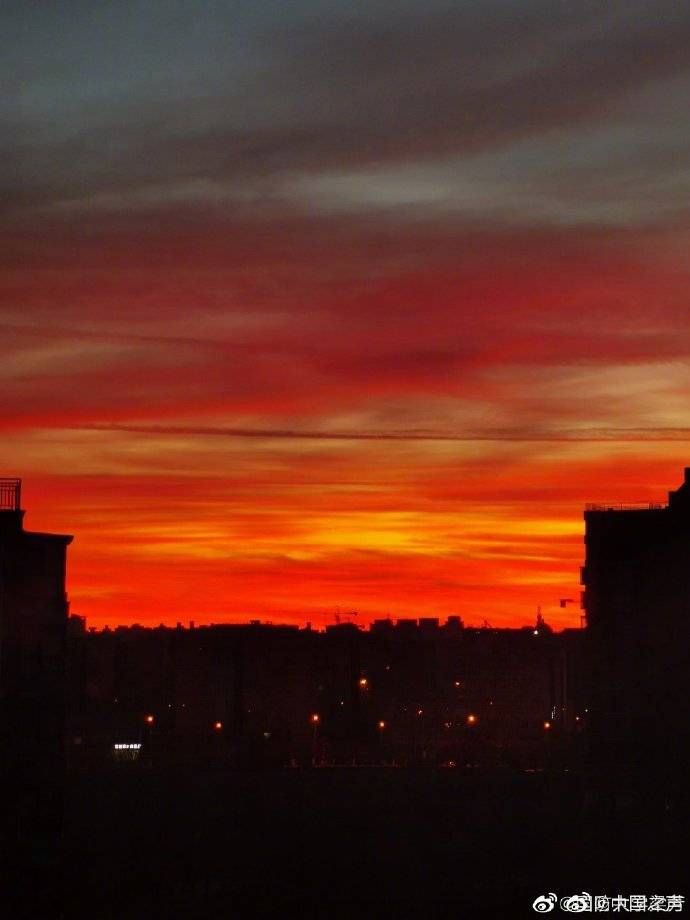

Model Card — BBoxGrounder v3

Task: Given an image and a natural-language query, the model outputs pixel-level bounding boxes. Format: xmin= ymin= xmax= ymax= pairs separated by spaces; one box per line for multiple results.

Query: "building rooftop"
xmin=585 ymin=468 xmax=690 ymax=514
xmin=585 ymin=502 xmax=666 ymax=512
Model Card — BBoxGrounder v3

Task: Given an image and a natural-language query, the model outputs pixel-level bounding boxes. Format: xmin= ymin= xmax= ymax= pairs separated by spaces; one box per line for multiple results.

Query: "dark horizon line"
xmin=76 ymin=615 xmax=575 ymax=635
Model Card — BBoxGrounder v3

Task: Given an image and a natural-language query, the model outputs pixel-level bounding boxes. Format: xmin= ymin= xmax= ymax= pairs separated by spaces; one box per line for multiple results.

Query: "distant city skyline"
xmin=3 ymin=2 xmax=689 ymax=629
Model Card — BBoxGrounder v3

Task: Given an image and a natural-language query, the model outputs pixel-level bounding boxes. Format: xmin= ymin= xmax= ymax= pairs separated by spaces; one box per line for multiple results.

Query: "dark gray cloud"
xmin=3 ymin=0 xmax=690 ymax=227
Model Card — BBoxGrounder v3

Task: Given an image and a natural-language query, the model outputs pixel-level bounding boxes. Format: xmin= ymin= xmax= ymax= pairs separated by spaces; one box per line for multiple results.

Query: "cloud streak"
xmin=73 ymin=424 xmax=690 ymax=443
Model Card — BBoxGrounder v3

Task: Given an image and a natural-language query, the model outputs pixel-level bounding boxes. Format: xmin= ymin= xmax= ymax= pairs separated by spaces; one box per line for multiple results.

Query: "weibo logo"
xmin=561 ymin=893 xmax=592 ymax=912
xmin=532 ymin=893 xmax=558 ymax=913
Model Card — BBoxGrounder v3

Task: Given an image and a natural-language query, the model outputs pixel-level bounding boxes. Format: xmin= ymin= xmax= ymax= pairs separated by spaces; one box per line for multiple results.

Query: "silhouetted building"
xmin=0 ymin=478 xmax=73 ymax=832
xmin=582 ymin=469 xmax=690 ymax=799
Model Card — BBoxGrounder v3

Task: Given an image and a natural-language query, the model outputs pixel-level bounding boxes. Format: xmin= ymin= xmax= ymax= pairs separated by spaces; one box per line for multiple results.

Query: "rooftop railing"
xmin=0 ymin=479 xmax=22 ymax=511
xmin=0 ymin=478 xmax=21 ymax=511
xmin=585 ymin=501 xmax=665 ymax=512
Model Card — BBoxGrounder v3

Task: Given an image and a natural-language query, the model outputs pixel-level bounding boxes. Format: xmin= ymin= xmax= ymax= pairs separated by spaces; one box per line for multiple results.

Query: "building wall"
xmin=0 ymin=504 xmax=72 ymax=815
xmin=582 ymin=471 xmax=690 ymax=788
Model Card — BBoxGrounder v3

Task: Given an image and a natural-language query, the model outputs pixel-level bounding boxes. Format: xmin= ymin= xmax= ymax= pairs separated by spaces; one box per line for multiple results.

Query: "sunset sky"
xmin=3 ymin=1 xmax=689 ymax=629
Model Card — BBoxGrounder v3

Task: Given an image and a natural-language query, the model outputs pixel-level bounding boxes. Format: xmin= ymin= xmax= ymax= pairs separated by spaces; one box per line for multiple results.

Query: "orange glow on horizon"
xmin=18 ymin=452 xmax=688 ymax=633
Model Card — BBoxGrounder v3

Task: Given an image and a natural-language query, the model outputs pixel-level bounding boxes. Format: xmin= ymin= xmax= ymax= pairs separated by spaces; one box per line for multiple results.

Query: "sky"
xmin=2 ymin=0 xmax=689 ymax=630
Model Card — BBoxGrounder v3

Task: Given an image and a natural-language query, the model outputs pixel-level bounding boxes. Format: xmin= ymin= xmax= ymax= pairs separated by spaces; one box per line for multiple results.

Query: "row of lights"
xmin=311 ymin=712 xmax=479 ymax=728
xmin=127 ymin=713 xmax=554 ymax=746
xmin=141 ymin=681 xmax=582 ymax=727
xmin=144 ymin=712 xmax=563 ymax=731
xmin=143 ymin=678 xmax=472 ymax=725
xmin=147 ymin=712 xmax=482 ymax=729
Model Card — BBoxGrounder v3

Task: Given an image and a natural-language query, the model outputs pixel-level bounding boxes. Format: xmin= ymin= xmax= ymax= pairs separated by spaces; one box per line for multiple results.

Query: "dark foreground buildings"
xmin=583 ymin=468 xmax=690 ymax=803
xmin=67 ymin=616 xmax=583 ymax=770
xmin=5 ymin=473 xmax=690 ymax=914
xmin=1 ymin=480 xmax=75 ymax=917
xmin=0 ymin=480 xmax=73 ymax=768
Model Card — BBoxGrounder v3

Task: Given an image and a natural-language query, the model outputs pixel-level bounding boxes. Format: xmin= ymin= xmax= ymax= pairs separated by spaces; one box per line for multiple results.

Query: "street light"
xmin=213 ymin=721 xmax=223 ymax=731
xmin=543 ymin=721 xmax=552 ymax=731
xmin=378 ymin=720 xmax=386 ymax=730
xmin=358 ymin=677 xmax=368 ymax=689
xmin=144 ymin=714 xmax=155 ymax=725
xmin=467 ymin=714 xmax=477 ymax=725
xmin=310 ymin=713 xmax=320 ymax=767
